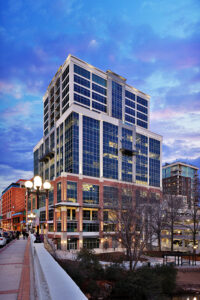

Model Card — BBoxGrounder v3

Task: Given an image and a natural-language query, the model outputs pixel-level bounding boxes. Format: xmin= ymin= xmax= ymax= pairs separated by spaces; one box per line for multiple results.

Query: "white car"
xmin=0 ymin=234 xmax=6 ymax=247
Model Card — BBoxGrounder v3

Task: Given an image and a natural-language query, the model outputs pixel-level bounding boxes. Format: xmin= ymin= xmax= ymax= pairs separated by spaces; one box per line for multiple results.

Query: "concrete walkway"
xmin=0 ymin=237 xmax=32 ymax=300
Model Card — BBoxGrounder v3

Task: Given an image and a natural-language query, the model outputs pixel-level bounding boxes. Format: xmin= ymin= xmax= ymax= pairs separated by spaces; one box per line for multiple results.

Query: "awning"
xmin=12 ymin=212 xmax=23 ymax=217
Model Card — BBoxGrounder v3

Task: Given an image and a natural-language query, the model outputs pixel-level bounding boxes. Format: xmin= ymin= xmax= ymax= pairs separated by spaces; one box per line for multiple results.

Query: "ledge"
xmin=30 ymin=235 xmax=87 ymax=300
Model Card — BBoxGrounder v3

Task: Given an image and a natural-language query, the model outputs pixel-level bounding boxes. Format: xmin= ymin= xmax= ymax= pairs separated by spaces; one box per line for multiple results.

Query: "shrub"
xmin=77 ymin=248 xmax=104 ymax=280
xmin=153 ymin=265 xmax=177 ymax=295
xmin=104 ymin=264 xmax=125 ymax=282
xmin=110 ymin=265 xmax=177 ymax=300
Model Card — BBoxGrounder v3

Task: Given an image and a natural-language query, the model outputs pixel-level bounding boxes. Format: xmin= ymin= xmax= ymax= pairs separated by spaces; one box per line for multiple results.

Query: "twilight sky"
xmin=0 ymin=0 xmax=200 ymax=193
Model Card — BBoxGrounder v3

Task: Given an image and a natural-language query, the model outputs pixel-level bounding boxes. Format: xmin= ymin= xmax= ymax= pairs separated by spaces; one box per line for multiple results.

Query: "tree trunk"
xmin=129 ymin=258 xmax=133 ymax=270
xmin=158 ymin=233 xmax=161 ymax=252
xmin=171 ymin=221 xmax=174 ymax=252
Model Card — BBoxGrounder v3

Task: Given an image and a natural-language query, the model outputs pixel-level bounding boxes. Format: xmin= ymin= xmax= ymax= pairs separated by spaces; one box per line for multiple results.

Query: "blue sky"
xmin=0 ymin=0 xmax=200 ymax=193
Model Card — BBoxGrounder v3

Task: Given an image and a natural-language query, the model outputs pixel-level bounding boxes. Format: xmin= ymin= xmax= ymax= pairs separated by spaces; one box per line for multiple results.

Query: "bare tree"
xmin=184 ymin=178 xmax=200 ymax=253
xmin=149 ymin=201 xmax=168 ymax=251
xmin=164 ymin=194 xmax=184 ymax=251
xmin=104 ymin=202 xmax=151 ymax=270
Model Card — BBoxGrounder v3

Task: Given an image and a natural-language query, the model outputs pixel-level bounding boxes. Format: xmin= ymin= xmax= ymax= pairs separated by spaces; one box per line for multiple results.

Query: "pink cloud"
xmin=151 ymin=108 xmax=184 ymax=121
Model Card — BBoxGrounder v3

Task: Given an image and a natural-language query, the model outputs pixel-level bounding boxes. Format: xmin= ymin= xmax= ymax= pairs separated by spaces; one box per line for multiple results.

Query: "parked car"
xmin=0 ymin=234 xmax=7 ymax=247
xmin=3 ymin=232 xmax=11 ymax=244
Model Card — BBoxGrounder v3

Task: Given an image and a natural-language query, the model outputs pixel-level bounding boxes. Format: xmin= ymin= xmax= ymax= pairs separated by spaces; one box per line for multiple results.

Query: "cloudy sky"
xmin=0 ymin=0 xmax=200 ymax=193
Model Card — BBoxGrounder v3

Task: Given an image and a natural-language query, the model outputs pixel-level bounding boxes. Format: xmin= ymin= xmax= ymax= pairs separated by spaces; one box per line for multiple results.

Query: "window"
xmin=125 ymin=107 xmax=135 ymax=116
xmin=122 ymin=188 xmax=133 ymax=206
xmin=74 ymin=64 xmax=90 ymax=79
xmin=83 ymin=210 xmax=90 ymax=220
xmin=83 ymin=184 xmax=99 ymax=205
xmin=74 ymin=84 xmax=90 ymax=97
xmin=92 ymin=74 xmax=107 ymax=87
xmin=62 ymin=65 xmax=69 ymax=81
xmin=57 ymin=182 xmax=61 ymax=203
xmin=49 ymin=210 xmax=54 ymax=221
xmin=67 ymin=209 xmax=76 ymax=220
xmin=92 ymin=101 xmax=107 ymax=112
xmin=137 ymin=104 xmax=148 ymax=114
xmin=125 ymin=90 xmax=135 ymax=100
xmin=92 ymin=92 xmax=107 ymax=104
xmin=40 ymin=211 xmax=46 ymax=222
xmin=103 ymin=186 xmax=118 ymax=207
xmin=137 ymin=96 xmax=148 ymax=107
xmin=83 ymin=117 xmax=100 ymax=177
xmin=39 ymin=194 xmax=46 ymax=208
xmin=83 ymin=210 xmax=98 ymax=220
xmin=65 ymin=112 xmax=79 ymax=174
xmin=83 ymin=238 xmax=99 ymax=249
xmin=83 ymin=223 xmax=99 ymax=232
xmin=48 ymin=224 xmax=54 ymax=232
xmin=74 ymin=93 xmax=90 ymax=107
xmin=62 ymin=94 xmax=69 ymax=108
xmin=125 ymin=114 xmax=135 ymax=125
xmin=62 ymin=75 xmax=69 ymax=90
xmin=121 ymin=128 xmax=133 ymax=182
xmin=57 ymin=222 xmax=61 ymax=232
xmin=103 ymin=122 xmax=118 ymax=179
xmin=92 ymin=211 xmax=98 ymax=220
xmin=92 ymin=83 xmax=107 ymax=95
xmin=112 ymin=81 xmax=122 ymax=120
xmin=44 ymin=97 xmax=48 ymax=108
xmin=62 ymin=84 xmax=69 ymax=99
xmin=74 ymin=74 xmax=90 ymax=88
xmin=137 ymin=111 xmax=148 ymax=122
xmin=67 ymin=222 xmax=77 ymax=232
xmin=149 ymin=138 xmax=160 ymax=187
xmin=49 ymin=190 xmax=54 ymax=205
xmin=103 ymin=224 xmax=115 ymax=232
xmin=137 ymin=119 xmax=148 ymax=129
xmin=125 ymin=99 xmax=135 ymax=109
xmin=67 ymin=181 xmax=77 ymax=202
xmin=136 ymin=134 xmax=148 ymax=184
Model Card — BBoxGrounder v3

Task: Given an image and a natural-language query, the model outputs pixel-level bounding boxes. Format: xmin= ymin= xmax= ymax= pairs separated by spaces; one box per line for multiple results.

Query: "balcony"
xmin=39 ymin=149 xmax=55 ymax=163
xmin=120 ymin=148 xmax=139 ymax=156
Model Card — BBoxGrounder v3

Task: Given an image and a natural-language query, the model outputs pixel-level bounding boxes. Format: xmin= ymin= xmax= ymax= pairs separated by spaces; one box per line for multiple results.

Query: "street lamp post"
xmin=27 ymin=212 xmax=36 ymax=232
xmin=25 ymin=176 xmax=51 ymax=243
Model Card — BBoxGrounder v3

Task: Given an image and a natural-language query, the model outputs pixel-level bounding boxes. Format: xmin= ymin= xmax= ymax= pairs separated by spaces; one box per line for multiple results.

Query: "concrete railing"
xmin=30 ymin=235 xmax=87 ymax=300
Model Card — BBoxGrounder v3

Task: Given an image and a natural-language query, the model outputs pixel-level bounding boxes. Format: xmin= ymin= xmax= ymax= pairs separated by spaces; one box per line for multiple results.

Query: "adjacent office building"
xmin=1 ymin=180 xmax=26 ymax=231
xmin=33 ymin=55 xmax=162 ymax=250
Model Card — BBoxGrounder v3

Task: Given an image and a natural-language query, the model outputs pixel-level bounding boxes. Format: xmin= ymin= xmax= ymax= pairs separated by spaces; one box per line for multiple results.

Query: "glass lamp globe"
xmin=34 ymin=176 xmax=42 ymax=189
xmin=25 ymin=180 xmax=33 ymax=189
xmin=43 ymin=181 xmax=51 ymax=190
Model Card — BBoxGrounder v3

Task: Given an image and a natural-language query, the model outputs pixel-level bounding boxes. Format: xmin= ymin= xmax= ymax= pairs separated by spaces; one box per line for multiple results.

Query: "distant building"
xmin=162 ymin=162 xmax=200 ymax=252
xmin=32 ymin=54 xmax=162 ymax=250
xmin=162 ymin=161 xmax=198 ymax=204
xmin=1 ymin=180 xmax=26 ymax=231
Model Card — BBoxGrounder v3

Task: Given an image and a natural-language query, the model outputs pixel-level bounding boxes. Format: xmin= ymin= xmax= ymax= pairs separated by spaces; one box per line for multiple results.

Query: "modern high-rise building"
xmin=33 ymin=55 xmax=162 ymax=250
xmin=162 ymin=162 xmax=199 ymax=203
xmin=162 ymin=162 xmax=199 ymax=252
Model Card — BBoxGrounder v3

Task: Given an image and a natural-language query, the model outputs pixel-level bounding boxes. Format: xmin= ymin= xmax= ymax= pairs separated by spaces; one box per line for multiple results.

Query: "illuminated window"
xmin=83 ymin=184 xmax=99 ymax=204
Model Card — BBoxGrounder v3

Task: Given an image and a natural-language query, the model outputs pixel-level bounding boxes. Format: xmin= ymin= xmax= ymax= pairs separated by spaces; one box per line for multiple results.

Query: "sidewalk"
xmin=0 ymin=237 xmax=32 ymax=300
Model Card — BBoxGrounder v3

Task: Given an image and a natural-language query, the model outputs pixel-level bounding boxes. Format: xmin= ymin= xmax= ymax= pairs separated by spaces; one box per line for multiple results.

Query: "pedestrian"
xmin=22 ymin=230 xmax=25 ymax=240
xmin=16 ymin=231 xmax=20 ymax=240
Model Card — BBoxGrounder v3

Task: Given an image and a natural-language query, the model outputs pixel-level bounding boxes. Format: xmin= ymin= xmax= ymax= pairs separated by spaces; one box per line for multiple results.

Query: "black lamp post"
xmin=25 ymin=176 xmax=51 ymax=243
